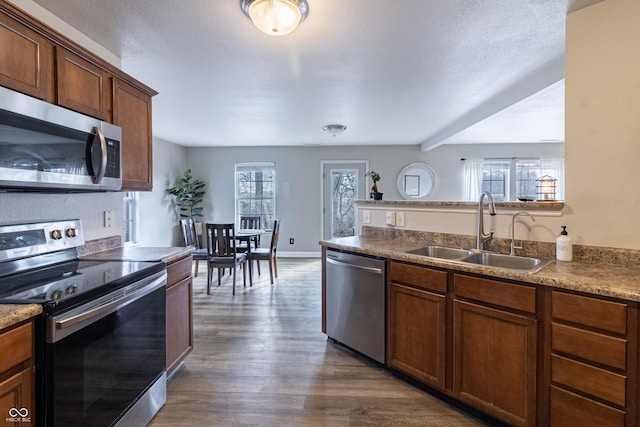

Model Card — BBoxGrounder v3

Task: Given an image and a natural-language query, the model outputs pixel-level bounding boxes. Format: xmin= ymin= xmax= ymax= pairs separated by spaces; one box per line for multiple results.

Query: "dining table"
xmin=236 ymin=229 xmax=265 ymax=283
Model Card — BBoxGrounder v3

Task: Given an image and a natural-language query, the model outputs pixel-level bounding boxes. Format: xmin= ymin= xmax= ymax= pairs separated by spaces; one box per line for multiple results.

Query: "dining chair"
xmin=238 ymin=215 xmax=262 ymax=250
xmin=205 ymin=223 xmax=248 ymax=295
xmin=180 ymin=218 xmax=207 ymax=277
xmin=250 ymin=218 xmax=280 ymax=285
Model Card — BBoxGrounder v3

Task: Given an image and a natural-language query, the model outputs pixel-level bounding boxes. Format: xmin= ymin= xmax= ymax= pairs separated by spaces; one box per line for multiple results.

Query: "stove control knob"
xmin=51 ymin=230 xmax=63 ymax=240
xmin=66 ymin=228 xmax=77 ymax=238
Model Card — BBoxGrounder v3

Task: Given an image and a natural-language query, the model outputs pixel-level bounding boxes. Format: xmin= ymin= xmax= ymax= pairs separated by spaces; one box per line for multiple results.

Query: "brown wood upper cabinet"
xmin=113 ymin=78 xmax=154 ymax=191
xmin=0 ymin=1 xmax=157 ymax=191
xmin=0 ymin=11 xmax=53 ymax=101
xmin=55 ymin=46 xmax=110 ymax=120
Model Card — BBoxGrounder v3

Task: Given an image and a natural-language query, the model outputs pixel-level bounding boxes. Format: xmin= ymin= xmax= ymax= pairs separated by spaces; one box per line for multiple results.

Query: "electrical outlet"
xmin=362 ymin=210 xmax=371 ymax=224
xmin=289 ymin=238 xmax=294 ymax=244
xmin=103 ymin=210 xmax=113 ymax=228
xmin=396 ymin=212 xmax=405 ymax=227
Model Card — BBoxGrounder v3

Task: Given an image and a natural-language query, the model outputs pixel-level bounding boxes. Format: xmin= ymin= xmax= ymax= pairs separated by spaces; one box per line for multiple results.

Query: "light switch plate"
xmin=396 ymin=212 xmax=405 ymax=227
xmin=386 ymin=211 xmax=396 ymax=226
xmin=104 ymin=210 xmax=113 ymax=228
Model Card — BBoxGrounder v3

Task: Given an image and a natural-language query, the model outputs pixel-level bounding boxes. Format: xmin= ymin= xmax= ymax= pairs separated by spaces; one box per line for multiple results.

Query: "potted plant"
xmin=166 ymin=168 xmax=206 ymax=219
xmin=366 ymin=170 xmax=383 ymax=200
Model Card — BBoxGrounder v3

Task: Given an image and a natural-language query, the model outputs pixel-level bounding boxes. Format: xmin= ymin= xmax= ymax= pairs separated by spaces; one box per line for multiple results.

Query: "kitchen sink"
xmin=404 ymin=245 xmax=475 ymax=260
xmin=404 ymin=246 xmax=553 ymax=272
xmin=460 ymin=252 xmax=553 ymax=272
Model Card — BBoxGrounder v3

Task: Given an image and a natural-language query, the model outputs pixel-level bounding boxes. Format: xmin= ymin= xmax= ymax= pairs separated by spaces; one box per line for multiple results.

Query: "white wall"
xmin=137 ymin=136 xmax=188 ymax=247
xmin=564 ymin=0 xmax=640 ymax=249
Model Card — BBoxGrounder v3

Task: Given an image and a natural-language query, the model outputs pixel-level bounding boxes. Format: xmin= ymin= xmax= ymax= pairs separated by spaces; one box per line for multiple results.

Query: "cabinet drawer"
xmin=167 ymin=256 xmax=193 ymax=287
xmin=551 ymin=354 xmax=626 ymax=407
xmin=552 ymin=291 xmax=627 ymax=335
xmin=389 ymin=262 xmax=447 ymax=293
xmin=550 ymin=385 xmax=624 ymax=427
xmin=453 ymin=274 xmax=536 ymax=313
xmin=552 ymin=323 xmax=626 ymax=370
xmin=0 ymin=322 xmax=32 ymax=373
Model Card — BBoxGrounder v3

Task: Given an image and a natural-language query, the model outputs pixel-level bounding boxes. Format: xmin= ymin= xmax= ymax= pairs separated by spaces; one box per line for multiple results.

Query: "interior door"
xmin=322 ymin=161 xmax=367 ymax=240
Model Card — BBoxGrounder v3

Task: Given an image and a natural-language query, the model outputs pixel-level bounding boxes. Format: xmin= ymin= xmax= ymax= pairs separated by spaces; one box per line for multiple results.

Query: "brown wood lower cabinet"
xmin=378 ymin=259 xmax=640 ymax=425
xmin=0 ymin=321 xmax=34 ymax=424
xmin=388 ymin=283 xmax=446 ymax=388
xmin=453 ymin=299 xmax=537 ymax=426
xmin=166 ymin=255 xmax=194 ymax=376
xmin=548 ymin=290 xmax=637 ymax=427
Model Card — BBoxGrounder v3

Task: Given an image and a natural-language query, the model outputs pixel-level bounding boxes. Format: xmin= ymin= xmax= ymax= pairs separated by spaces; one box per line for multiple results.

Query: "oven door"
xmin=42 ymin=271 xmax=166 ymax=427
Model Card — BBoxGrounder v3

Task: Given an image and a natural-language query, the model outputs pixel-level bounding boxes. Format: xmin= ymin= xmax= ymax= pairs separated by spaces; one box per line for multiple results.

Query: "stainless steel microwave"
xmin=0 ymin=86 xmax=122 ymax=191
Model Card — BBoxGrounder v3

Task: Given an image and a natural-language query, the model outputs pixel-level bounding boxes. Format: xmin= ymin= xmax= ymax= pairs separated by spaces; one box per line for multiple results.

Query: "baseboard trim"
xmin=278 ymin=251 xmax=321 ymax=258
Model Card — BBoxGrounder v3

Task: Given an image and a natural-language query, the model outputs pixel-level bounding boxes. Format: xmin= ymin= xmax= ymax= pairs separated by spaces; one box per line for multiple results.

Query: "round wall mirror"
xmin=396 ymin=162 xmax=437 ymax=200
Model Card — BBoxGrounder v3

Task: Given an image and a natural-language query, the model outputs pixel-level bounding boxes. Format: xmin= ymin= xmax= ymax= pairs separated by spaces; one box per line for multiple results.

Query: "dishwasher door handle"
xmin=326 ymin=257 xmax=384 ymax=275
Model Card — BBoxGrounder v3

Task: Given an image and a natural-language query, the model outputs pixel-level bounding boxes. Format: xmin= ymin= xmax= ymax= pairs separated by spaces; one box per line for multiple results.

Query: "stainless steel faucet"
xmin=510 ymin=212 xmax=535 ymax=255
xmin=476 ymin=191 xmax=497 ymax=251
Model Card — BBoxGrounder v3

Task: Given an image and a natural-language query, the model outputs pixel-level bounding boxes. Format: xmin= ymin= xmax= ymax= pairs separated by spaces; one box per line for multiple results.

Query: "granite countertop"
xmin=321 ymin=236 xmax=640 ymax=302
xmin=0 ymin=304 xmax=42 ymax=331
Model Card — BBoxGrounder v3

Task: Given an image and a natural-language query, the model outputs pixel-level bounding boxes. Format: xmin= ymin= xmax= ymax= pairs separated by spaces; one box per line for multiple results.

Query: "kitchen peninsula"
xmin=321 ymin=226 xmax=640 ymax=426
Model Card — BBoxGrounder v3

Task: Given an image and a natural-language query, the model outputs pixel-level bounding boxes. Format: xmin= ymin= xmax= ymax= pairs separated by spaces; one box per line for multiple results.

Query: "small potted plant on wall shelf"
xmin=366 ymin=170 xmax=383 ymax=200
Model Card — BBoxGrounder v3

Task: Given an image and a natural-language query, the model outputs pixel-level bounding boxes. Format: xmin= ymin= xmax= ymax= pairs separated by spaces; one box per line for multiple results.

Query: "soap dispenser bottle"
xmin=556 ymin=226 xmax=573 ymax=262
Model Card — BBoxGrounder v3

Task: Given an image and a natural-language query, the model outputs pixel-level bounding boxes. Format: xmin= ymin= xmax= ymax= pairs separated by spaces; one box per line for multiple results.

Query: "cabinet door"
xmin=388 ymin=283 xmax=446 ymax=389
xmin=113 ymin=78 xmax=153 ymax=191
xmin=0 ymin=369 xmax=33 ymax=424
xmin=166 ymin=276 xmax=193 ymax=376
xmin=453 ymin=299 xmax=537 ymax=427
xmin=0 ymin=12 xmax=53 ymax=101
xmin=55 ymin=46 xmax=110 ymax=120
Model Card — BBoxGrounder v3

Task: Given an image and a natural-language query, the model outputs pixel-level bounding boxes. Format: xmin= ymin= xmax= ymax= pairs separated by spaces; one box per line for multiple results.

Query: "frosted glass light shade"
xmin=241 ymin=0 xmax=309 ymax=36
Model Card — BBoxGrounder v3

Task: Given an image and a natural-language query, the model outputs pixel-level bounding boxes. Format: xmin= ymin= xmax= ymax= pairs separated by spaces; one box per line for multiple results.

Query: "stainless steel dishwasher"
xmin=325 ymin=249 xmax=386 ymax=364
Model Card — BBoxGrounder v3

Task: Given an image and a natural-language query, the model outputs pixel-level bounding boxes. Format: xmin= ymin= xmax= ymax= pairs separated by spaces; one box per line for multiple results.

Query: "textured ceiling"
xmin=29 ymin=0 xmax=580 ymax=148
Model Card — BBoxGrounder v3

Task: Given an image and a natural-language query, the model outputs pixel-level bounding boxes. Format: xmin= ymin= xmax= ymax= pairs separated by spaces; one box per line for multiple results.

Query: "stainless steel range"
xmin=0 ymin=219 xmax=167 ymax=427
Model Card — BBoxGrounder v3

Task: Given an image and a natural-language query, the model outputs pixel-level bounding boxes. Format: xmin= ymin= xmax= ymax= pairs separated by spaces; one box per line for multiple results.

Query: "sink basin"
xmin=460 ymin=252 xmax=553 ymax=272
xmin=405 ymin=246 xmax=474 ymax=260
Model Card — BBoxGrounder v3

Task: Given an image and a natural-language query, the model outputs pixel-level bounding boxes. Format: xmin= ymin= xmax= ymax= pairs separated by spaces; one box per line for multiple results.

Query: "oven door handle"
xmin=48 ymin=271 xmax=166 ymax=343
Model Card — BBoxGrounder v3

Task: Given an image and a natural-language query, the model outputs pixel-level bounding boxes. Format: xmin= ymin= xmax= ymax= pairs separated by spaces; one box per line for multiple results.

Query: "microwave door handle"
xmin=91 ymin=126 xmax=108 ymax=184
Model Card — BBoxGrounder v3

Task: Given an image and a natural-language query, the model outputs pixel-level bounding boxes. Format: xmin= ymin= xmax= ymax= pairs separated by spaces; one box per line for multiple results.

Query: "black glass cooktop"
xmin=0 ymin=259 xmax=165 ymax=312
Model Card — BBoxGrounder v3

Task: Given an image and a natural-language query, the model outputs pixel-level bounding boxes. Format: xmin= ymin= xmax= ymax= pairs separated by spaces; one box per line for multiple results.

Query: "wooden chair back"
xmin=180 ymin=218 xmax=200 ymax=248
xmin=269 ymin=218 xmax=281 ymax=253
xmin=206 ymin=223 xmax=238 ymax=258
xmin=240 ymin=216 xmax=261 ymax=230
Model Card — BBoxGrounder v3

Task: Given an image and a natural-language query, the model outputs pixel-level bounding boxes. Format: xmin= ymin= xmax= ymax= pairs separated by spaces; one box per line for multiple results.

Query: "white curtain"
xmin=463 ymin=159 xmax=483 ymax=201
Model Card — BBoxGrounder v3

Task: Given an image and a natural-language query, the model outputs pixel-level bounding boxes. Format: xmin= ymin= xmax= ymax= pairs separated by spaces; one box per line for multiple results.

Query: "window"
xmin=235 ymin=163 xmax=276 ymax=231
xmin=123 ymin=192 xmax=139 ymax=244
xmin=466 ymin=158 xmax=564 ymax=201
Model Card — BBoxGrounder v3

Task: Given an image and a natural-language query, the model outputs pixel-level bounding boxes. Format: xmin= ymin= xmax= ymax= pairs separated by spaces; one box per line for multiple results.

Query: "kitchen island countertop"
xmin=321 ymin=235 xmax=640 ymax=302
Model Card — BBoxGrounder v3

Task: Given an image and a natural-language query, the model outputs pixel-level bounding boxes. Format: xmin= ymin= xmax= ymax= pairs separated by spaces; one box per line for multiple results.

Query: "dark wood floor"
xmin=149 ymin=258 xmax=489 ymax=426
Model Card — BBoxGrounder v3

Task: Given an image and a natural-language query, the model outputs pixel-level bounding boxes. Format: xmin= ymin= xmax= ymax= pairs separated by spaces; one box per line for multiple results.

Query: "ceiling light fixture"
xmin=322 ymin=124 xmax=347 ymax=136
xmin=240 ymin=0 xmax=309 ymax=37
